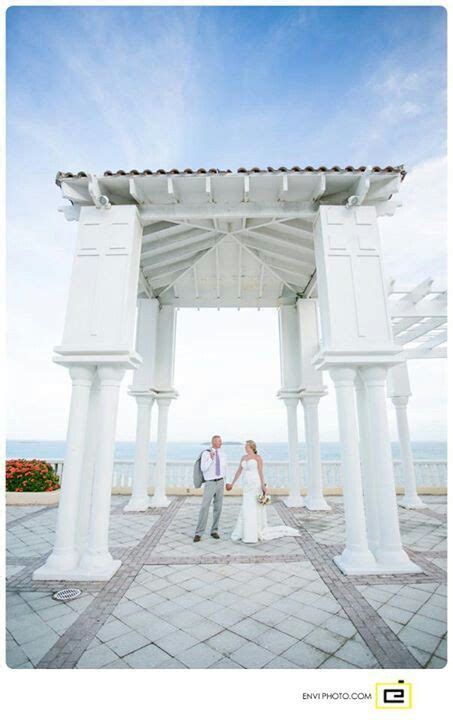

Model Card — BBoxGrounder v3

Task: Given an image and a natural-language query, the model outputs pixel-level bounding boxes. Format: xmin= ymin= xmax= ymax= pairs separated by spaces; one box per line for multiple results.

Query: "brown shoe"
xmin=193 ymin=535 xmax=201 ymax=542
xmin=211 ymin=531 xmax=220 ymax=539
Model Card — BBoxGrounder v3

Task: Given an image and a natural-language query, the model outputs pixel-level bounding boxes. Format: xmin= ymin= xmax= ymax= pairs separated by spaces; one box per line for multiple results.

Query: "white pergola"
xmin=33 ymin=164 xmax=444 ymax=583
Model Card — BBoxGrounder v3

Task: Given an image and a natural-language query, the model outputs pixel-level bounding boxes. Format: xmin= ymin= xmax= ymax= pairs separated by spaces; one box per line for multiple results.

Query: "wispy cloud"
xmin=6 ymin=6 xmax=447 ymax=441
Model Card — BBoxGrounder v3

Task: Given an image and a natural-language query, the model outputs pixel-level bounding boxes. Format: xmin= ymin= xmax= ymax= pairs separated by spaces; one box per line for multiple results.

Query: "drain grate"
xmin=53 ymin=588 xmax=82 ymax=602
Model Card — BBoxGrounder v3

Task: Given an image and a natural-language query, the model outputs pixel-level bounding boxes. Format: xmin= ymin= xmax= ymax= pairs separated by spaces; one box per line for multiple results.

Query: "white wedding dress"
xmin=231 ymin=458 xmax=300 ymax=543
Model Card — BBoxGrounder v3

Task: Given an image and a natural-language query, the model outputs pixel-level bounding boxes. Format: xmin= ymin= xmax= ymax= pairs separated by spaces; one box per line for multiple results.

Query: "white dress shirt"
xmin=200 ymin=448 xmax=228 ymax=481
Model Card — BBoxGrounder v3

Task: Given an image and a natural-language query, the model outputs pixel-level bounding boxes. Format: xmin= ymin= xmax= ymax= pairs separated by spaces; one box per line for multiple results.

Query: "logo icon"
xmin=375 ymin=680 xmax=412 ymax=710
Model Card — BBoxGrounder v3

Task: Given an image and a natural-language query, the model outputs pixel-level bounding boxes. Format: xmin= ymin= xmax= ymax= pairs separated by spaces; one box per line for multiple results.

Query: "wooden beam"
xmin=138 ymin=268 xmax=154 ymax=298
xmin=237 ymin=245 xmax=242 ymax=299
xmin=144 ymin=256 xmax=203 ymax=283
xmin=258 ymin=264 xmax=265 ymax=300
xmin=139 ymin=200 xmax=317 ymax=222
xmin=416 ymin=331 xmax=447 ymax=352
xmin=274 ymin=219 xmax=314 ymax=242
xmin=302 ymin=271 xmax=317 ymax=298
xmin=87 ymin=174 xmax=111 ymax=209
xmin=396 ymin=318 xmax=446 ymax=345
xmin=141 ymin=239 xmax=215 ymax=271
xmin=241 ymin=237 xmax=314 ymax=272
xmin=345 ymin=166 xmax=372 ymax=208
xmin=215 ymin=246 xmax=220 ymax=299
xmin=141 ymin=229 xmax=217 ymax=260
xmin=129 ymin=178 xmax=147 ymax=204
xmin=193 ymin=265 xmax=200 ymax=299
xmin=278 ymin=174 xmax=289 ymax=201
xmin=167 ymin=177 xmax=178 ymax=203
xmin=231 ymin=234 xmax=299 ymax=297
xmin=402 ymin=278 xmax=434 ymax=305
xmin=240 ymin=227 xmax=315 ymax=259
xmin=243 ymin=176 xmax=250 ymax=203
xmin=206 ymin=176 xmax=213 ymax=203
xmin=312 ymin=174 xmax=326 ymax=202
xmin=158 ymin=235 xmax=227 ymax=298
xmin=392 ymin=317 xmax=422 ymax=336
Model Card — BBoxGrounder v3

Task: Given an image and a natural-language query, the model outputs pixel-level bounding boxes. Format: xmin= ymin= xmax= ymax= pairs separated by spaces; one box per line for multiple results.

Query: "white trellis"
xmin=387 ymin=279 xmax=447 ymax=509
xmin=33 ymin=164 xmax=445 ymax=582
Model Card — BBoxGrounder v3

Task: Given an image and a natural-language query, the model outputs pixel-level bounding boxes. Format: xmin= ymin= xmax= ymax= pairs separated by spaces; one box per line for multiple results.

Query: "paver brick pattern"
xmin=5 ymin=494 xmax=447 ymax=669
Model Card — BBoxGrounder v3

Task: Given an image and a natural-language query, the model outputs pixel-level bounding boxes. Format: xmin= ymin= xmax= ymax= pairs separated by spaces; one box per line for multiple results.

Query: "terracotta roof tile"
xmin=56 ymin=164 xmax=407 ymax=185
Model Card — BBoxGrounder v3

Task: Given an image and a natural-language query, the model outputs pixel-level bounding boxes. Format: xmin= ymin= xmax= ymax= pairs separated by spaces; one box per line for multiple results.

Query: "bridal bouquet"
xmin=257 ymin=492 xmax=271 ymax=505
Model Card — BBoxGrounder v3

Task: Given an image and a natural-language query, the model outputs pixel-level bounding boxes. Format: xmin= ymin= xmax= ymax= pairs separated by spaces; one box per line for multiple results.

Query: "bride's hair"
xmin=246 ymin=440 xmax=258 ymax=454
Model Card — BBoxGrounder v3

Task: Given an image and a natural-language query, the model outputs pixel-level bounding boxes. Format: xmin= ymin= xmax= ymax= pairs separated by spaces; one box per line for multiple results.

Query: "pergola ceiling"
xmin=58 ymin=167 xmax=405 ymax=308
xmin=138 ymin=216 xmax=316 ymax=307
xmin=388 ymin=279 xmax=447 ymax=360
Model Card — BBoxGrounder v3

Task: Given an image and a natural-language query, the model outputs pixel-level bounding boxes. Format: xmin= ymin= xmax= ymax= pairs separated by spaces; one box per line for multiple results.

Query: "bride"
xmin=226 ymin=440 xmax=300 ymax=544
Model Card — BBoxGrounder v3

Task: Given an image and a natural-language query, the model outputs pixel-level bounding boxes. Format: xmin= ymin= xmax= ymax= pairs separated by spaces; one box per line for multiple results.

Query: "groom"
xmin=193 ymin=435 xmax=227 ymax=542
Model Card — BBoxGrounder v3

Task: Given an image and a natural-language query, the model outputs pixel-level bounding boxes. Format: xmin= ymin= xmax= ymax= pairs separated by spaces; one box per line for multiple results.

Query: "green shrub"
xmin=6 ymin=459 xmax=61 ymax=492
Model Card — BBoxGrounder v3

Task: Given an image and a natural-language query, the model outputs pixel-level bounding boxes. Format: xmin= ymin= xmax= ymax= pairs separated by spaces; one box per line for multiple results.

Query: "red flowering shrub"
xmin=5 ymin=459 xmax=61 ymax=493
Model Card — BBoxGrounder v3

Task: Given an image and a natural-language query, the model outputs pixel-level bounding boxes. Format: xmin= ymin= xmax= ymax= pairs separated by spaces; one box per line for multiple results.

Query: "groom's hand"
xmin=225 ymin=483 xmax=232 ymax=491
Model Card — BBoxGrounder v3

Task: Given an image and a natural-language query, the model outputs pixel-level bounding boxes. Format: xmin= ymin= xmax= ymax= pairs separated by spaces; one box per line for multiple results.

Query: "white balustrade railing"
xmin=44 ymin=458 xmax=447 ymax=491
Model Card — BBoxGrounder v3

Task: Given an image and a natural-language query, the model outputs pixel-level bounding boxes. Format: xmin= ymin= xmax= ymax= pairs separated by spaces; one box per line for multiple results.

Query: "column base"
xmin=305 ymin=496 xmax=331 ymax=511
xmin=333 ymin=548 xmax=378 ymax=575
xmin=75 ymin=549 xmax=122 ymax=580
xmin=124 ymin=496 xmax=150 ymax=512
xmin=149 ymin=493 xmax=171 ymax=508
xmin=374 ymin=548 xmax=422 ymax=574
xmin=33 ymin=550 xmax=80 ymax=579
xmin=398 ymin=495 xmax=427 ymax=509
xmin=284 ymin=495 xmax=306 ymax=508
xmin=33 ymin=559 xmax=121 ymax=582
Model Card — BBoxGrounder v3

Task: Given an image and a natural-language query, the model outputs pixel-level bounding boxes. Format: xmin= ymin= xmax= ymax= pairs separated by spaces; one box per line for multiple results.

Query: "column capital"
xmin=360 ymin=365 xmax=388 ymax=385
xmin=392 ymin=395 xmax=410 ymax=408
xmin=277 ymin=390 xmax=300 ymax=407
xmin=68 ymin=365 xmax=96 ymax=385
xmin=134 ymin=394 xmax=156 ymax=408
xmin=156 ymin=392 xmax=177 ymax=407
xmin=97 ymin=365 xmax=126 ymax=386
xmin=300 ymin=388 xmax=328 ymax=404
xmin=329 ymin=366 xmax=357 ymax=385
xmin=129 ymin=389 xmax=157 ymax=402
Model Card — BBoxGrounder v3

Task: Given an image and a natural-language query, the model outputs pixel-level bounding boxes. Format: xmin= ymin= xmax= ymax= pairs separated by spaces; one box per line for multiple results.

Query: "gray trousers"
xmin=195 ymin=478 xmax=224 ymax=535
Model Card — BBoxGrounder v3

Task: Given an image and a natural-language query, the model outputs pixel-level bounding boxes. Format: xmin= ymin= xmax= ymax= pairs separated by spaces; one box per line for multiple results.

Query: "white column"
xmin=392 ymin=396 xmax=425 ymax=508
xmin=126 ymin=297 xmax=159 ymax=512
xmin=77 ymin=365 xmax=125 ymax=579
xmin=301 ymin=393 xmax=330 ymax=511
xmin=125 ymin=394 xmax=155 ymax=511
xmin=354 ymin=374 xmax=380 ymax=554
xmin=33 ymin=365 xmax=95 ymax=579
xmin=281 ymin=396 xmax=304 ymax=507
xmin=76 ymin=374 xmax=100 ymax=552
xmin=360 ymin=366 xmax=421 ymax=572
xmin=329 ymin=367 xmax=377 ymax=574
xmin=388 ymin=362 xmax=425 ymax=509
xmin=151 ymin=396 xmax=172 ymax=507
xmin=277 ymin=305 xmax=304 ymax=506
xmin=151 ymin=305 xmax=178 ymax=507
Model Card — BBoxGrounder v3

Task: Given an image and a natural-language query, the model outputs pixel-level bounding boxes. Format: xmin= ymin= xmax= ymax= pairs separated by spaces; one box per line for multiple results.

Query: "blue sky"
xmin=6 ymin=5 xmax=447 ymax=442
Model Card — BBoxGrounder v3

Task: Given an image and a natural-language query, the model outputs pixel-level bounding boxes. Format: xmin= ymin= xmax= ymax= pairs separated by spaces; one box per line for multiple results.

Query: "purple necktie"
xmin=215 ymin=450 xmax=220 ymax=476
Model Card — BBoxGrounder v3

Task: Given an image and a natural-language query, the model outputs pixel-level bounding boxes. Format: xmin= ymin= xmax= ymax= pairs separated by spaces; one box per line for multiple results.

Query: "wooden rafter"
xmin=231 ymin=233 xmax=300 ymax=297
xmin=157 ymin=234 xmax=228 ymax=298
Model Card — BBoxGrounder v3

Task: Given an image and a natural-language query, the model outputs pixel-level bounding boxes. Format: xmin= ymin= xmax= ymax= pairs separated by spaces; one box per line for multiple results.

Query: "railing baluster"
xmin=37 ymin=457 xmax=448 ymax=493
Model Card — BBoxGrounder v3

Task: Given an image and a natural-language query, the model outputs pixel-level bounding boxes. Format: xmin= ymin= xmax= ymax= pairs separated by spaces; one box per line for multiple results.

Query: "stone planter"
xmin=6 ymin=489 xmax=60 ymax=506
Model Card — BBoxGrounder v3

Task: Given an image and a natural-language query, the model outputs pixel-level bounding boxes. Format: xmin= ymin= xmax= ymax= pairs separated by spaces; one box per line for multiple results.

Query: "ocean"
xmin=6 ymin=440 xmax=447 ymax=463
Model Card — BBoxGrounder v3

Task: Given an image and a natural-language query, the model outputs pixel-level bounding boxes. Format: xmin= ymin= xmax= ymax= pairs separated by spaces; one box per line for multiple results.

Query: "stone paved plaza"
xmin=6 ymin=494 xmax=447 ymax=669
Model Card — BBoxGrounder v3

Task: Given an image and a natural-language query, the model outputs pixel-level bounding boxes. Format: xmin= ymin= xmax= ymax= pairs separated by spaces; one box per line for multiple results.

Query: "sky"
xmin=6 ymin=5 xmax=447 ymax=443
